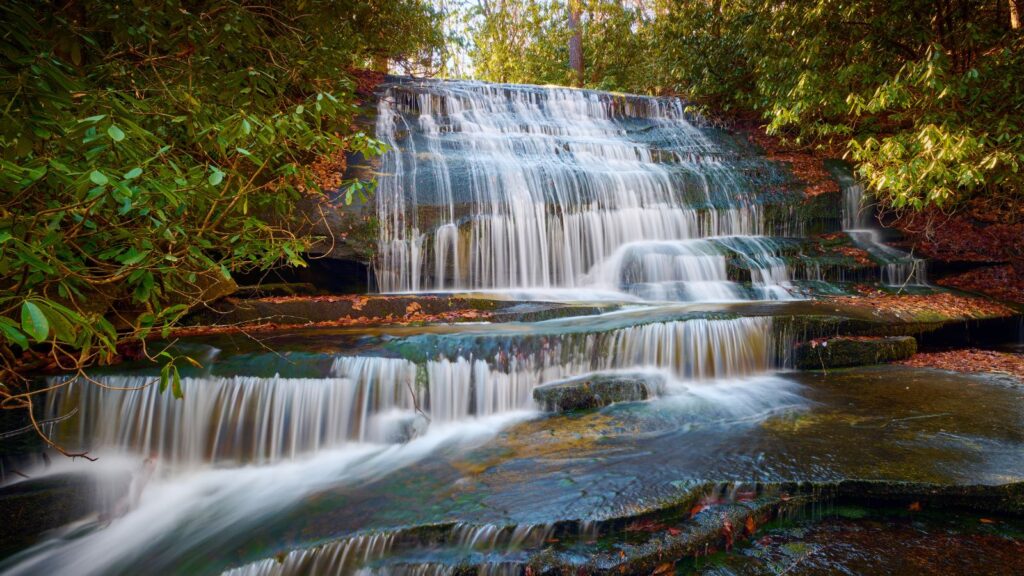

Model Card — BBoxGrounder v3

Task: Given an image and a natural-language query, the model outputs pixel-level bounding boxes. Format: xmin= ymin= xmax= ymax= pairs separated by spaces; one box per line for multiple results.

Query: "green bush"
xmin=0 ymin=0 xmax=442 ymax=437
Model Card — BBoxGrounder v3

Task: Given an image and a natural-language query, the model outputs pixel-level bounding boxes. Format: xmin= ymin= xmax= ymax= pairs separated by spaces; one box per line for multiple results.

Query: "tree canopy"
xmin=0 ymin=0 xmax=442 ymax=443
xmin=466 ymin=0 xmax=1024 ymax=212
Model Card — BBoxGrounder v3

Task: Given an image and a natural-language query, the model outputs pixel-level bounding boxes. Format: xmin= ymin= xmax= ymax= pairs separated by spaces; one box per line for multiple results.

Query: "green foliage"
xmin=467 ymin=0 xmax=652 ymax=89
xmin=468 ymin=0 xmax=572 ymax=85
xmin=0 ymin=1 xmax=442 ymax=411
xmin=466 ymin=0 xmax=1024 ymax=210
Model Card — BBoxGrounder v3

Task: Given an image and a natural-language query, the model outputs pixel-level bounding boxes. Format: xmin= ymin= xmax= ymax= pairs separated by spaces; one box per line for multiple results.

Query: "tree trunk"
xmin=568 ymin=1 xmax=584 ymax=87
xmin=1011 ymin=0 xmax=1022 ymax=30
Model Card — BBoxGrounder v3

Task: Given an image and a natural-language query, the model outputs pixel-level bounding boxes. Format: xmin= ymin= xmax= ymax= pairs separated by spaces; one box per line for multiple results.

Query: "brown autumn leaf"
xmin=405 ymin=301 xmax=422 ymax=315
xmin=651 ymin=563 xmax=674 ymax=575
xmin=908 ymin=501 xmax=922 ymax=512
xmin=900 ymin=349 xmax=1024 ymax=383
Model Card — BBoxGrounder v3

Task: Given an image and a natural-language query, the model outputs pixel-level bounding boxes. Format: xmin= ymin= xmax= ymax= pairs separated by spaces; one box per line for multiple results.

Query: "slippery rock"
xmin=533 ymin=373 xmax=664 ymax=412
xmin=794 ymin=336 xmax=917 ymax=370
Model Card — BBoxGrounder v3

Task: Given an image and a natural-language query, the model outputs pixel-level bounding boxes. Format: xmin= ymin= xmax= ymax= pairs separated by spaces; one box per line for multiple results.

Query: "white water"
xmin=1 ymin=415 xmax=532 ymax=576
xmin=41 ymin=318 xmax=780 ymax=471
xmin=374 ymin=80 xmax=796 ymax=297
xmin=841 ymin=178 xmax=927 ymax=286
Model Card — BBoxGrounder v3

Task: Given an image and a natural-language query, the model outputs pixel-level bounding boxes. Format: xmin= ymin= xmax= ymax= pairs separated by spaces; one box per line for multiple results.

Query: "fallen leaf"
xmin=651 ymin=563 xmax=674 ymax=575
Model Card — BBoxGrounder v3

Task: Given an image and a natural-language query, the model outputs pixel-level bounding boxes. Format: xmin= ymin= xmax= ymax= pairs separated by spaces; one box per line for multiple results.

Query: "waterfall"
xmin=587 ymin=236 xmax=794 ymax=301
xmin=222 ymin=533 xmax=397 ymax=576
xmin=841 ymin=177 xmax=927 ymax=286
xmin=44 ymin=357 xmax=420 ymax=467
xmin=44 ymin=318 xmax=779 ymax=468
xmin=374 ymin=80 xmax=796 ymax=297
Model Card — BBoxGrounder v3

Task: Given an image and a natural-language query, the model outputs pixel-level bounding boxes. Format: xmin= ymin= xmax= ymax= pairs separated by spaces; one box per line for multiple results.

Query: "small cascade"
xmin=44 ymin=357 xmax=420 ymax=467
xmin=374 ymin=80 xmax=798 ymax=297
xmin=841 ymin=177 xmax=927 ymax=286
xmin=221 ymin=523 xmax=556 ymax=576
xmin=43 ymin=318 xmax=779 ymax=468
xmin=590 ymin=236 xmax=795 ymax=301
xmin=222 ymin=533 xmax=397 ymax=576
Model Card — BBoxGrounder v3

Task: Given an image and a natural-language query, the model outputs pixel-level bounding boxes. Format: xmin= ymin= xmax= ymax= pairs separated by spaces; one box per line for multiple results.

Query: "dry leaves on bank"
xmin=900 ymin=349 xmax=1024 ymax=382
xmin=827 ymin=291 xmax=1017 ymax=320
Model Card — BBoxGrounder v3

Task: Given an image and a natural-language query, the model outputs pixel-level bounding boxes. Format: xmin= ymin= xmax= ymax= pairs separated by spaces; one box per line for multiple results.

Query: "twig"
xmin=0 ymin=407 xmax=79 ymax=440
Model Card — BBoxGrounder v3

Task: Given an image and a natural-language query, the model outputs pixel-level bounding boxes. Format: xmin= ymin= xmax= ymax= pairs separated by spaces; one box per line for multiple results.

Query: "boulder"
xmin=533 ymin=373 xmax=663 ymax=412
xmin=794 ymin=336 xmax=917 ymax=370
xmin=0 ymin=472 xmax=130 ymax=558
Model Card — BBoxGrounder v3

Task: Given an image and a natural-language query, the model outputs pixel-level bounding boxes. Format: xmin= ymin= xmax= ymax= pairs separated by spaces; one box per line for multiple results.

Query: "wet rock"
xmin=794 ymin=336 xmax=916 ymax=370
xmin=533 ymin=373 xmax=663 ymax=412
xmin=0 ymin=472 xmax=130 ymax=558
xmin=183 ymin=294 xmax=613 ymax=330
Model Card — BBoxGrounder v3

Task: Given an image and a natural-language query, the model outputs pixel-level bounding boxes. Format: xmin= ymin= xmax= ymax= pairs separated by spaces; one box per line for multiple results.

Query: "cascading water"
xmin=374 ymin=80 xmax=799 ymax=298
xmin=840 ymin=175 xmax=927 ymax=286
xmin=43 ymin=317 xmax=781 ymax=470
xmin=6 ymin=79 xmax=824 ymax=576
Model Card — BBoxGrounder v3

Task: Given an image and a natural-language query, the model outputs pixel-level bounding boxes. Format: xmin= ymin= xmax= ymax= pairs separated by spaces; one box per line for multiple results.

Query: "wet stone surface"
xmin=248 ymin=367 xmax=1024 ymax=551
xmin=532 ymin=372 xmax=663 ymax=412
xmin=690 ymin=505 xmax=1024 ymax=576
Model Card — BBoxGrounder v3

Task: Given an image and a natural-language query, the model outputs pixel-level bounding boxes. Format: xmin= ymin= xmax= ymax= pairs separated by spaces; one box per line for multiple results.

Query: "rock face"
xmin=0 ymin=472 xmax=130 ymax=557
xmin=794 ymin=336 xmax=917 ymax=370
xmin=533 ymin=374 xmax=663 ymax=412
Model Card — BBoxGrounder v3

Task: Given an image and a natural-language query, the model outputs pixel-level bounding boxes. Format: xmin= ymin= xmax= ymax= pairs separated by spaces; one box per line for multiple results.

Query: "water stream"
xmin=2 ymin=80 xmax=1019 ymax=575
xmin=374 ymin=80 xmax=799 ymax=298
xmin=839 ymin=174 xmax=927 ymax=287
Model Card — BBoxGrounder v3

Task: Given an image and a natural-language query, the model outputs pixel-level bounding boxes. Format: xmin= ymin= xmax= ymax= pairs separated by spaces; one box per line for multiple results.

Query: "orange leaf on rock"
xmin=651 ymin=563 xmax=674 ymax=575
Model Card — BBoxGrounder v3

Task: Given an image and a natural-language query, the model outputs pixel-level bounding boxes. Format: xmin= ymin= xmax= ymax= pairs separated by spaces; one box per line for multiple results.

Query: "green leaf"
xmin=20 ymin=301 xmax=49 ymax=342
xmin=208 ymin=170 xmax=224 ymax=186
xmin=160 ymin=364 xmax=170 ymax=393
xmin=37 ymin=302 xmax=76 ymax=344
xmin=107 ymin=125 xmax=125 ymax=142
xmin=124 ymin=167 xmax=143 ymax=179
xmin=89 ymin=170 xmax=108 ymax=186
xmin=79 ymin=114 xmax=107 ymax=124
xmin=171 ymin=367 xmax=183 ymax=399
xmin=0 ymin=320 xmax=29 ymax=350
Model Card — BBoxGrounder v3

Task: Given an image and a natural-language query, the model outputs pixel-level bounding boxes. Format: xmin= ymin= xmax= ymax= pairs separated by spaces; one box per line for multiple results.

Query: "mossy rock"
xmin=533 ymin=373 xmax=663 ymax=412
xmin=794 ymin=336 xmax=917 ymax=370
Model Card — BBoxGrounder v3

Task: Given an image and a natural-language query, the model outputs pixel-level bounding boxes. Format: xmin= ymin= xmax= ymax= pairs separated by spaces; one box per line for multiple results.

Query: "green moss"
xmin=794 ymin=336 xmax=917 ymax=370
